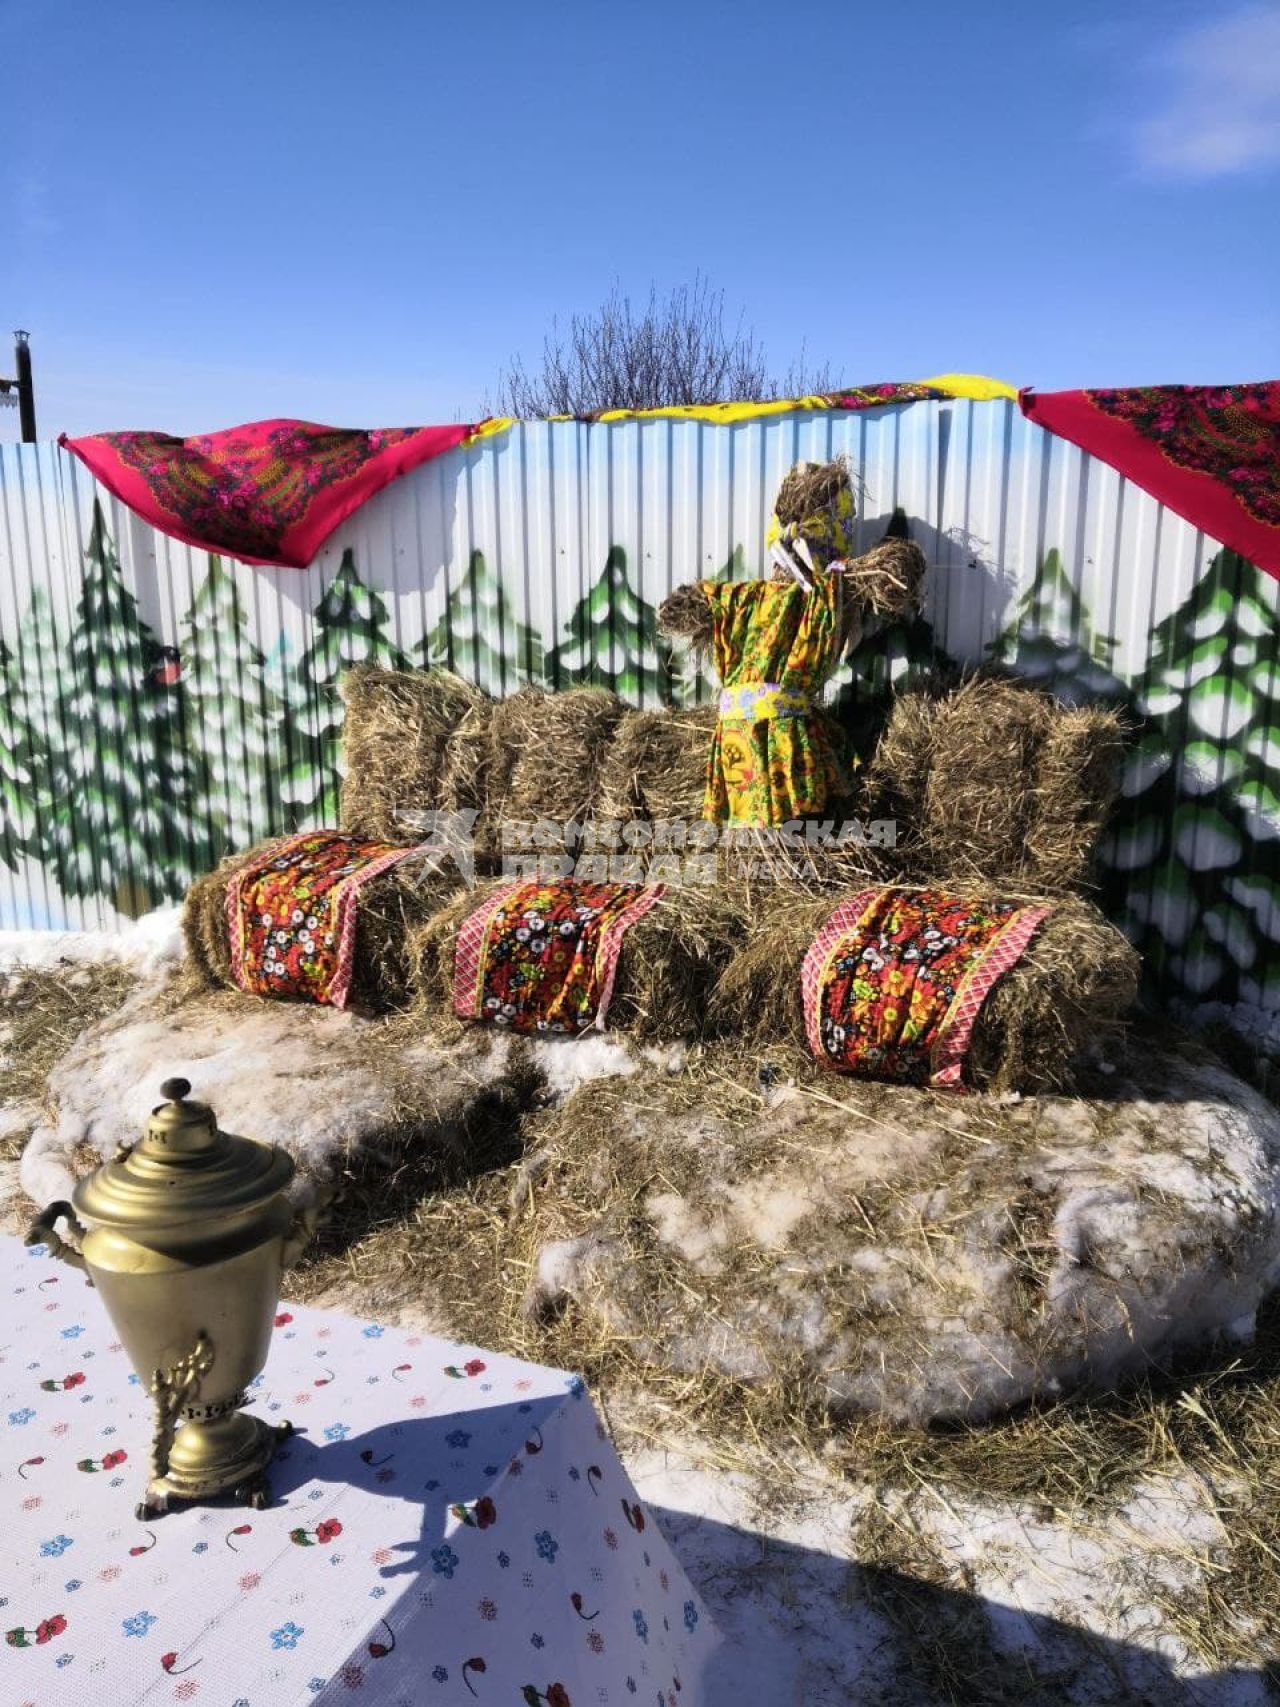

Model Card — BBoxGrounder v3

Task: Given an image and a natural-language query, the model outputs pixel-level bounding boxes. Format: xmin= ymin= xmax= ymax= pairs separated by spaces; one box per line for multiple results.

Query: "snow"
xmin=0 ymin=905 xmax=186 ymax=980
xmin=630 ymin=1441 xmax=1272 ymax=1705
xmin=528 ymin=1033 xmax=686 ymax=1099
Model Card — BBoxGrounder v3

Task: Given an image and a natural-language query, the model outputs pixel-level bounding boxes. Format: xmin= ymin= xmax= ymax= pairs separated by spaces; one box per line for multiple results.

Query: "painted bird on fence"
xmin=147 ymin=646 xmax=182 ymax=688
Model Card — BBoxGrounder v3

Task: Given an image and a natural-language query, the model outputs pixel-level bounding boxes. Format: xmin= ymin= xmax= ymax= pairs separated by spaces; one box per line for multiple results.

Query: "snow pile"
xmin=522 ymin=1040 xmax=1280 ymax=1425
xmin=0 ymin=906 xmax=185 ymax=981
xmin=19 ymin=990 xmax=520 ymax=1208
xmin=16 ymin=981 xmax=677 ymax=1212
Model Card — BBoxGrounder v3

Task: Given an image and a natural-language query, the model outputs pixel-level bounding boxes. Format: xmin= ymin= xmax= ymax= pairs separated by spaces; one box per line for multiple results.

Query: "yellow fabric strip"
xmin=548 ymin=375 xmax=1017 ymax=426
xmin=457 ymin=379 xmax=1015 ymax=439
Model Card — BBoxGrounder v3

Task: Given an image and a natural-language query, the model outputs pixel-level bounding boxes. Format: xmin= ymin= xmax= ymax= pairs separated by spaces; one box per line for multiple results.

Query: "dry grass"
xmin=339 ymin=664 xmax=484 ymax=843
xmin=710 ymin=884 xmax=1138 ymax=1092
xmin=657 ymin=583 xmax=714 ymax=651
xmin=183 ymin=841 xmax=464 ymax=1014
xmin=923 ymin=678 xmax=1054 ymax=884
xmin=841 ymin=537 xmax=928 ymax=623
xmin=965 ymin=895 xmax=1141 ymax=1093
xmin=774 ymin=456 xmax=853 ymax=525
xmin=1024 ymin=706 xmax=1126 ymax=894
xmin=0 ymin=961 xmax=137 ymax=1160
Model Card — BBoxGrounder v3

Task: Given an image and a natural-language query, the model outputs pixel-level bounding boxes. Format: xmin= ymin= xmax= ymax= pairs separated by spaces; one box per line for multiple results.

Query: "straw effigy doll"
xmin=659 ymin=459 xmax=926 ymax=828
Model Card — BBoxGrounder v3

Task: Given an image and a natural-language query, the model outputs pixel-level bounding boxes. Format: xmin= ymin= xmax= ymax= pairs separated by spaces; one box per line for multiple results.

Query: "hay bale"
xmin=1023 ymin=705 xmax=1125 ymax=892
xmin=482 ymin=685 xmax=625 ymax=851
xmin=183 ymin=840 xmax=291 ymax=989
xmin=411 ymin=876 xmax=748 ymax=1043
xmin=183 ymin=841 xmax=463 ymax=1014
xmin=922 ymin=677 xmax=1054 ymax=884
xmin=339 ymin=666 xmax=486 ymax=843
xmin=964 ymin=895 xmax=1140 ymax=1093
xmin=598 ymin=705 xmax=719 ymax=824
xmin=865 ymin=676 xmax=1123 ymax=892
xmin=709 ymin=885 xmax=1138 ymax=1092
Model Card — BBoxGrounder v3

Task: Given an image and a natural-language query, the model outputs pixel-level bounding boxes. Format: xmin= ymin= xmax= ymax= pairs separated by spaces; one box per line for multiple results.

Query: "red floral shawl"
xmin=227 ymin=831 xmax=430 ymax=1009
xmin=60 ymin=418 xmax=485 ymax=568
xmin=453 ymin=879 xmax=665 ymax=1035
xmin=1020 ymin=383 xmax=1280 ymax=581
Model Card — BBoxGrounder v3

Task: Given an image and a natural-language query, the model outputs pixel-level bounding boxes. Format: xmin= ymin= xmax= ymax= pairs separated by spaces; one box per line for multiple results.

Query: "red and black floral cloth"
xmin=801 ymin=886 xmax=1052 ymax=1091
xmin=227 ymin=831 xmax=428 ymax=1009
xmin=453 ymin=879 xmax=665 ymax=1035
xmin=60 ymin=418 xmax=481 ymax=567
xmin=1020 ymin=383 xmax=1280 ymax=581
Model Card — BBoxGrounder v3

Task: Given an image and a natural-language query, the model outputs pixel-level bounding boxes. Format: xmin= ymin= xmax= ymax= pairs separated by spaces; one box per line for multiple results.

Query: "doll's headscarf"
xmin=765 ymin=466 xmax=856 ymax=572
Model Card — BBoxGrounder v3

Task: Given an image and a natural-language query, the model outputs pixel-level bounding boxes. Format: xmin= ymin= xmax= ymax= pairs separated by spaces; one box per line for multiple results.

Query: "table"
xmin=0 ymin=1237 xmax=719 ymax=1705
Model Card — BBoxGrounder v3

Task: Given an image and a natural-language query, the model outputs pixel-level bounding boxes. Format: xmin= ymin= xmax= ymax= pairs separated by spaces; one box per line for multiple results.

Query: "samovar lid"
xmin=73 ymin=1078 xmax=296 ymax=1229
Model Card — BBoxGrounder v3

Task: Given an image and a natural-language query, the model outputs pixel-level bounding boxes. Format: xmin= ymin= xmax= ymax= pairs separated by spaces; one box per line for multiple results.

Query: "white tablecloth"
xmin=1 ymin=1237 xmax=718 ymax=1705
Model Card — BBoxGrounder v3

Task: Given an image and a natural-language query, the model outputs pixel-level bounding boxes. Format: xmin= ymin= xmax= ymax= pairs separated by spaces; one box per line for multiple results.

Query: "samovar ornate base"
xmin=138 ymin=1411 xmax=295 ymax=1519
xmin=134 ymin=1326 xmax=296 ymax=1519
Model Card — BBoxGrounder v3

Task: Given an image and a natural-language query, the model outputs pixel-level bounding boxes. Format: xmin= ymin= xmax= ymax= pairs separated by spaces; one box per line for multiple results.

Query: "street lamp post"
xmin=0 ymin=331 xmax=37 ymax=443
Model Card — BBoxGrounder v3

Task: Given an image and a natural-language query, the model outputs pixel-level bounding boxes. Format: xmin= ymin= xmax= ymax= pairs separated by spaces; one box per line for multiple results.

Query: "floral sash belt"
xmin=717 ymin=682 xmax=811 ymax=721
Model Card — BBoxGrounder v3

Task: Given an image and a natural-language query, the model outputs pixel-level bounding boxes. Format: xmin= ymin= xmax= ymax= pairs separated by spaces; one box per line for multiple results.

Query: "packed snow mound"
xmin=16 ymin=986 xmax=672 ymax=1211
xmin=19 ymin=987 xmax=526 ymax=1208
xmin=521 ymin=1040 xmax=1280 ymax=1425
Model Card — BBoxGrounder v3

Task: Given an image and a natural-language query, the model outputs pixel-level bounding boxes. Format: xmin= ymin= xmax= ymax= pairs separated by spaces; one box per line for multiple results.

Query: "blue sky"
xmin=2 ymin=0 xmax=1278 ymax=439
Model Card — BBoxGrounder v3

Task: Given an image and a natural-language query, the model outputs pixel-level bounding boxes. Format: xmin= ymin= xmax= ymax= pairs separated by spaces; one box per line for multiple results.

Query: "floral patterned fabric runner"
xmin=1020 ymin=383 xmax=1280 ymax=582
xmin=453 ymin=879 xmax=666 ymax=1035
xmin=228 ymin=831 xmax=431 ymax=1010
xmin=801 ymin=886 xmax=1052 ymax=1091
xmin=59 ymin=419 xmax=485 ymax=568
xmin=3 ymin=1235 xmax=718 ymax=1704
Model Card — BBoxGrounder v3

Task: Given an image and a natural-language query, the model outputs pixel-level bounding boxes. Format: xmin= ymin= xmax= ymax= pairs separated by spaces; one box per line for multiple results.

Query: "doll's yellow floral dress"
xmin=700 ymin=569 xmax=845 ymax=826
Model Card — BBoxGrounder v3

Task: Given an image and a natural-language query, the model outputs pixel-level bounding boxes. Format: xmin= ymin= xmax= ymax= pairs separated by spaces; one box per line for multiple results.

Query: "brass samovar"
xmin=26 ymin=1078 xmax=325 ymax=1520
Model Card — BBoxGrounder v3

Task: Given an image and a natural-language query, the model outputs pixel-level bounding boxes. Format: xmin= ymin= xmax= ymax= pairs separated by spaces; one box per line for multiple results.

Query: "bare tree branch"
xmin=490 ymin=278 xmax=839 ymax=417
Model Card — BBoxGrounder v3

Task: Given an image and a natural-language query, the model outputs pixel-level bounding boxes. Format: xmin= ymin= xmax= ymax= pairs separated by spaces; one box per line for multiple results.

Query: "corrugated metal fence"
xmin=0 ymin=401 xmax=1276 ymax=1012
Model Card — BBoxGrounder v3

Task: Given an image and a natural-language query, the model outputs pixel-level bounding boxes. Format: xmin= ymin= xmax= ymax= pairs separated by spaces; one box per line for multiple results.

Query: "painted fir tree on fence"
xmin=0 ymin=636 xmax=34 ymax=871
xmin=44 ymin=504 xmax=207 ymax=916
xmin=424 ymin=549 xmax=544 ymax=694
xmin=179 ymin=555 xmax=284 ymax=859
xmin=2 ymin=589 xmax=66 ymax=876
xmin=288 ymin=550 xmax=409 ymax=825
xmin=1099 ymin=548 xmax=1280 ymax=1004
xmin=989 ymin=548 xmax=1129 ymax=705
xmin=547 ymin=547 xmax=676 ymax=706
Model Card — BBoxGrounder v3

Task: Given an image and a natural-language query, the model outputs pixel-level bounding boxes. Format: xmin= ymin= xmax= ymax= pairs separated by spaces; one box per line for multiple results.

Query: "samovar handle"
xmin=25 ymin=1202 xmax=89 ymax=1273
